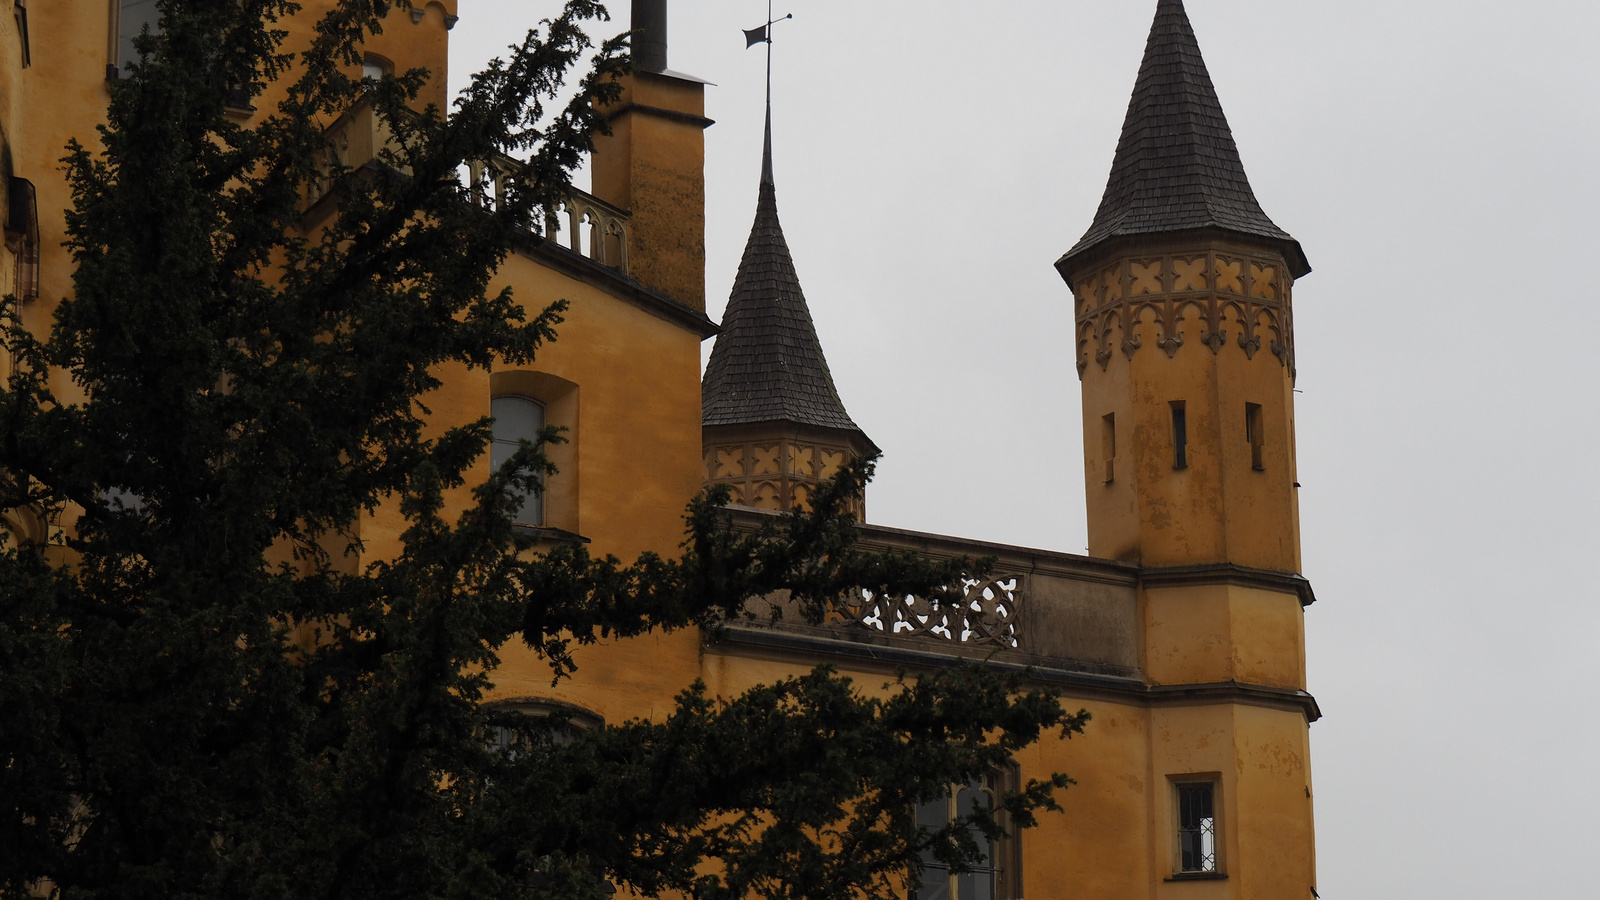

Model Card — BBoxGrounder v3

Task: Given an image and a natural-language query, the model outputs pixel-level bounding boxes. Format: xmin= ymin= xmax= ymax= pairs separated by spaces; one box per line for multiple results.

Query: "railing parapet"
xmin=466 ymin=156 xmax=631 ymax=275
xmin=721 ymin=509 xmax=1143 ymax=675
xmin=842 ymin=577 xmax=1022 ymax=649
xmin=311 ymin=101 xmax=631 ymax=277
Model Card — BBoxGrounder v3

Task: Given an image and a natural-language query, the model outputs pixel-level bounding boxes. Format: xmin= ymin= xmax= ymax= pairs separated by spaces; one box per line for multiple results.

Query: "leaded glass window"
xmin=1177 ymin=782 xmax=1218 ymax=873
xmin=914 ymin=777 xmax=1000 ymax=900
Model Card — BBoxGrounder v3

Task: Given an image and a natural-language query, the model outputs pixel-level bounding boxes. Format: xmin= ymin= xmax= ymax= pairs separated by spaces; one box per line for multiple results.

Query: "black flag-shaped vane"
xmin=744 ymin=13 xmax=791 ymax=47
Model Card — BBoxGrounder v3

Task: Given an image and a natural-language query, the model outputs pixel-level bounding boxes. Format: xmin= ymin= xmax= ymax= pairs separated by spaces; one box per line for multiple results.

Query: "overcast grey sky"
xmin=451 ymin=2 xmax=1600 ymax=896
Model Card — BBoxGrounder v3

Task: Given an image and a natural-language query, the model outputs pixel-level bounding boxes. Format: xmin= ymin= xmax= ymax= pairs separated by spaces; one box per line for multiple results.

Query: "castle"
xmin=0 ymin=0 xmax=1318 ymax=896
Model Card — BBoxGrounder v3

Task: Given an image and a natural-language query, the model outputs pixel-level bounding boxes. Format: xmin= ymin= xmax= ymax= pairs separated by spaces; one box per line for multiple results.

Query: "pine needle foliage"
xmin=0 ymin=2 xmax=1088 ymax=898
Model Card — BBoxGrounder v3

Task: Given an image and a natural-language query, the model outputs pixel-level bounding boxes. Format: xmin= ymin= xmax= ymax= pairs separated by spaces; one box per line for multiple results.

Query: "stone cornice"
xmin=604 ymin=102 xmax=716 ymax=130
xmin=1140 ymin=563 xmax=1316 ymax=607
xmin=709 ymin=625 xmax=1321 ymax=723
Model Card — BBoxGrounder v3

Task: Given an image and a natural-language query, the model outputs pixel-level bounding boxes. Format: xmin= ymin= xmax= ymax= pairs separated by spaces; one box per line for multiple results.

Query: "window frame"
xmin=109 ymin=0 xmax=161 ymax=78
xmin=1170 ymin=400 xmax=1188 ymax=469
xmin=912 ymin=767 xmax=1023 ymax=900
xmin=1245 ymin=402 xmax=1265 ymax=471
xmin=484 ymin=697 xmax=604 ymax=757
xmin=4 ymin=177 xmax=39 ymax=305
xmin=1100 ymin=412 xmax=1116 ymax=484
xmin=14 ymin=0 xmax=29 ymax=68
xmin=490 ymin=394 xmax=548 ymax=528
xmin=489 ymin=371 xmax=579 ymax=536
xmin=1169 ymin=776 xmax=1225 ymax=880
xmin=361 ymin=52 xmax=394 ymax=84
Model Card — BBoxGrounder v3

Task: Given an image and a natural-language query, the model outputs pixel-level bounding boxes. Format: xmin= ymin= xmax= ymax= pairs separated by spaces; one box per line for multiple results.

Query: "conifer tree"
xmin=0 ymin=2 xmax=1087 ymax=898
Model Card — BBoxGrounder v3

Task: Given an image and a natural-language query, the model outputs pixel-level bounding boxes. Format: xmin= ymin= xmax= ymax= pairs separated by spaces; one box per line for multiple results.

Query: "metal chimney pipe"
xmin=631 ymin=0 xmax=667 ymax=73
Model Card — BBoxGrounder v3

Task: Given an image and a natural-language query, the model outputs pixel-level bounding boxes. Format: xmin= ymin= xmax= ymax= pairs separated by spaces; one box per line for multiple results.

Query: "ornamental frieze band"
xmin=1073 ymin=250 xmax=1296 ymax=378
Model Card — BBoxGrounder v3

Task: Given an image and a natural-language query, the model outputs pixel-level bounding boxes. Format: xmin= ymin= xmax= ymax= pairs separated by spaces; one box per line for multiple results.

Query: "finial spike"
xmin=761 ymin=101 xmax=774 ymax=187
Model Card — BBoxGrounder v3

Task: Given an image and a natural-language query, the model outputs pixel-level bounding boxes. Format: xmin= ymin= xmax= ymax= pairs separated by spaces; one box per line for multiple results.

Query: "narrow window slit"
xmin=1170 ymin=401 xmax=1187 ymax=469
xmin=1101 ymin=413 xmax=1116 ymax=484
xmin=1245 ymin=403 xmax=1264 ymax=471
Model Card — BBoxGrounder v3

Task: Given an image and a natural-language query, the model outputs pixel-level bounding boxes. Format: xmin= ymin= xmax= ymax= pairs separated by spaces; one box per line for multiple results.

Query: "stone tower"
xmin=1059 ymin=0 xmax=1310 ymax=571
xmin=1057 ymin=1 xmax=1319 ymax=893
xmin=700 ymin=105 xmax=875 ymax=515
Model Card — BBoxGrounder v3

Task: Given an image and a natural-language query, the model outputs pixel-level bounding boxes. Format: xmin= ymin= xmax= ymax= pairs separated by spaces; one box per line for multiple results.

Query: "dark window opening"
xmin=1170 ymin=401 xmax=1187 ymax=469
xmin=14 ymin=0 xmax=29 ymax=68
xmin=1177 ymin=782 xmax=1218 ymax=873
xmin=1101 ymin=412 xmax=1116 ymax=484
xmin=1245 ymin=402 xmax=1264 ymax=471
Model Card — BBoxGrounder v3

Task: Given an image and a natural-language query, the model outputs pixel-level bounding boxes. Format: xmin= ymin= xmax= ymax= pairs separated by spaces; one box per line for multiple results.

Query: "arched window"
xmin=914 ymin=770 xmax=1021 ymax=900
xmin=485 ymin=699 xmax=603 ymax=756
xmin=491 ymin=395 xmax=545 ymax=526
xmin=361 ymin=53 xmax=393 ymax=83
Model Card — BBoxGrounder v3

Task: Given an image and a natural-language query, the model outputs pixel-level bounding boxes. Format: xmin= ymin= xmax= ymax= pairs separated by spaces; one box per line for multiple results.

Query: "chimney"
xmin=591 ymin=0 xmax=711 ymax=312
xmin=631 ymin=0 xmax=667 ymax=73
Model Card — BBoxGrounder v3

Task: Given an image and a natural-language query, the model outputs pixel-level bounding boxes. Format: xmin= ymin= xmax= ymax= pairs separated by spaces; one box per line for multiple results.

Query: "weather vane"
xmin=743 ymin=2 xmax=792 ymax=186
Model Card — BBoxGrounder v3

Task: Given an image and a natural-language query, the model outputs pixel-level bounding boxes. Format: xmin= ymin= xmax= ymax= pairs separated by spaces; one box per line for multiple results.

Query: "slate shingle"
xmin=702 ymin=116 xmax=865 ymax=435
xmin=1059 ymin=0 xmax=1309 ymax=277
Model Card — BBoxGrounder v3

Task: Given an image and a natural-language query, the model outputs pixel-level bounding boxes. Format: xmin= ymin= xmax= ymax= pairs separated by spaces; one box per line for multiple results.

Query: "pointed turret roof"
xmin=701 ymin=114 xmax=867 ymax=438
xmin=1058 ymin=0 xmax=1309 ymax=278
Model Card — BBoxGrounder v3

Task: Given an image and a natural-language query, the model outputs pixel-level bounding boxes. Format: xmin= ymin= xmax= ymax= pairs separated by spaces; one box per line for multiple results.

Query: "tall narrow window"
xmin=1176 ymin=782 xmax=1219 ymax=874
xmin=14 ymin=1 xmax=30 ymax=68
xmin=115 ymin=0 xmax=161 ymax=74
xmin=491 ymin=395 xmax=546 ymax=526
xmin=1101 ymin=412 xmax=1116 ymax=484
xmin=914 ymin=773 xmax=1017 ymax=900
xmin=5 ymin=178 xmax=39 ymax=305
xmin=1170 ymin=401 xmax=1187 ymax=469
xmin=1245 ymin=402 xmax=1264 ymax=471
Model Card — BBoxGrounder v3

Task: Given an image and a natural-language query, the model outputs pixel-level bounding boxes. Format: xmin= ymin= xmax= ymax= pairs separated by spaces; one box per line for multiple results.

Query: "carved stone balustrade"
xmin=311 ymin=102 xmax=631 ymax=277
xmin=466 ymin=157 xmax=631 ymax=275
xmin=841 ymin=577 xmax=1023 ymax=649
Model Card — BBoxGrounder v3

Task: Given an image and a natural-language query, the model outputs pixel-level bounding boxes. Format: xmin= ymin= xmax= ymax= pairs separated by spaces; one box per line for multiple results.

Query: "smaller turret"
xmin=1058 ymin=0 xmax=1308 ymax=572
xmin=701 ymin=104 xmax=875 ymax=516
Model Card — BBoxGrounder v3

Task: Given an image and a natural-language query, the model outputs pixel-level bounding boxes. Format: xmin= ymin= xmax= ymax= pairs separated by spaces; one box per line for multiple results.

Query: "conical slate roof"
xmin=702 ymin=114 xmax=865 ymax=436
xmin=1058 ymin=0 xmax=1309 ymax=278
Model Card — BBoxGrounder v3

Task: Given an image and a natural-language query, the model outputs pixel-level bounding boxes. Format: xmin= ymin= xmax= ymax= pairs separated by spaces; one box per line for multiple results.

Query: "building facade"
xmin=1 ymin=0 xmax=1318 ymax=896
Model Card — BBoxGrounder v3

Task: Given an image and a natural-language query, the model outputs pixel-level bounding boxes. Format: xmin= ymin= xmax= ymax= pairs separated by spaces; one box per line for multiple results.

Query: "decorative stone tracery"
xmin=703 ymin=437 xmax=858 ymax=518
xmin=1073 ymin=250 xmax=1295 ymax=378
xmin=839 ymin=577 xmax=1022 ymax=649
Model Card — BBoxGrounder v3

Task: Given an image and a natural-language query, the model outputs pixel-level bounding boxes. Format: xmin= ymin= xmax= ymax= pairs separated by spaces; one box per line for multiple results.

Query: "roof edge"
xmin=701 ymin=418 xmax=880 ymax=458
xmin=1055 ymin=226 xmax=1312 ymax=284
